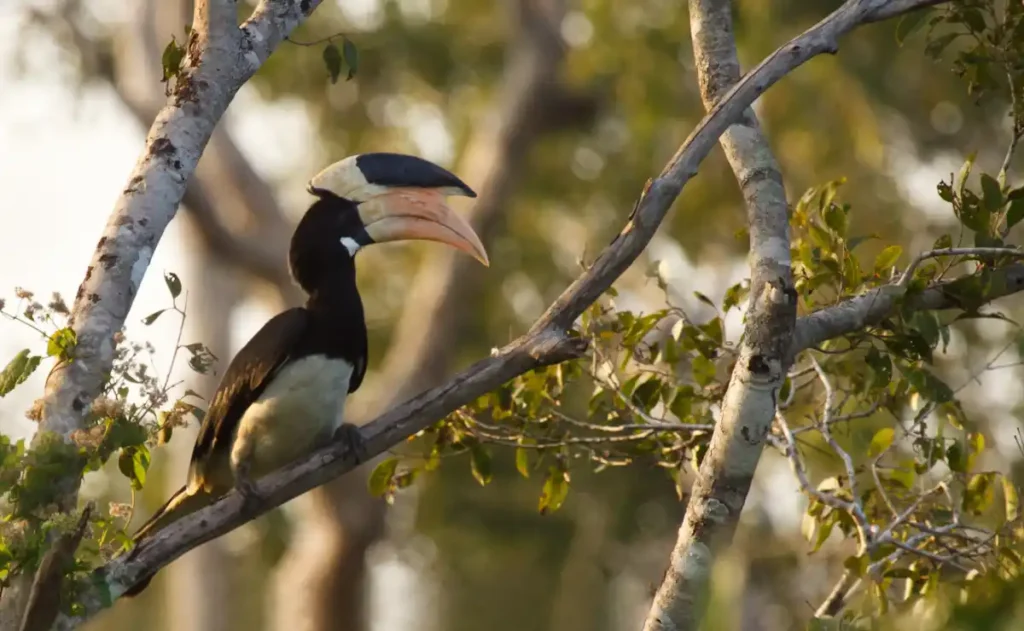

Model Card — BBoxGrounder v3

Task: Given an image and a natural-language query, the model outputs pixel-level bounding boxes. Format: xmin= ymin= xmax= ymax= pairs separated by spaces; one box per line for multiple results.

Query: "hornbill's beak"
xmin=308 ymin=153 xmax=489 ymax=266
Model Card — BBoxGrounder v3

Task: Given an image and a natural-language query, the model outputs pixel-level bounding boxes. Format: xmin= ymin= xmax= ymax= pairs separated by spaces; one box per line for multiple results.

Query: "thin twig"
xmin=897 ymin=247 xmax=1024 ymax=287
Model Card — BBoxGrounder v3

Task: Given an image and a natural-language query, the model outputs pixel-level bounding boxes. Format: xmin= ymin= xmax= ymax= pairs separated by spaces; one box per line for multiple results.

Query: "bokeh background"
xmin=0 ymin=1 xmax=1021 ymax=630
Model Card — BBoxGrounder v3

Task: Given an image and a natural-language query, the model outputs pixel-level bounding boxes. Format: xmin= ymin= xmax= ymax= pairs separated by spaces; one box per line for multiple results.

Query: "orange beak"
xmin=357 ymin=187 xmax=489 ymax=266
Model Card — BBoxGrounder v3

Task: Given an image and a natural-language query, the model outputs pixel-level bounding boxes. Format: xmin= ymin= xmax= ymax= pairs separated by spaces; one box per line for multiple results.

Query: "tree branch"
xmin=793 ymin=262 xmax=1024 ymax=353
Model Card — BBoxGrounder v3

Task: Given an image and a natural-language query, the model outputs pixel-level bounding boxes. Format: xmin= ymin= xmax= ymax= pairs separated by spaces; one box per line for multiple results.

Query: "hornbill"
xmin=123 ymin=153 xmax=488 ymax=597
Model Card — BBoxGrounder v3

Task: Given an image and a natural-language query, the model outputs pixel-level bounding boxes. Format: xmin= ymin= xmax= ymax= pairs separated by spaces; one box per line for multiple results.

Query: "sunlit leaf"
xmin=0 ymin=349 xmax=42 ymax=397
xmin=47 ymin=328 xmax=77 ymax=361
xmin=470 ymin=443 xmax=492 ymax=486
xmin=367 ymin=457 xmax=398 ymax=497
xmin=1002 ymin=474 xmax=1020 ymax=521
xmin=874 ymin=245 xmax=902 ymax=274
xmin=515 ymin=441 xmax=532 ymax=479
xmin=538 ymin=466 xmax=569 ymax=515
xmin=963 ymin=472 xmax=997 ymax=516
xmin=868 ymin=427 xmax=895 ymax=458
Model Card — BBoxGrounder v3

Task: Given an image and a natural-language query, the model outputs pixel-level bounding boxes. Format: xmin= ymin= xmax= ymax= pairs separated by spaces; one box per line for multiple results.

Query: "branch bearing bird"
xmin=123 ymin=152 xmax=488 ymax=597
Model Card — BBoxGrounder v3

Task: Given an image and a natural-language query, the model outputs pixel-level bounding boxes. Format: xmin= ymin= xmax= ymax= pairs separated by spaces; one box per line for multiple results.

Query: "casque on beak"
xmin=308 ymin=153 xmax=489 ymax=266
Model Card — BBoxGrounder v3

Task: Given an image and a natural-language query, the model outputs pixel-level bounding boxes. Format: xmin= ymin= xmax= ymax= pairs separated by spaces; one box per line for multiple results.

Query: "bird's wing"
xmin=187 ymin=307 xmax=311 ymax=493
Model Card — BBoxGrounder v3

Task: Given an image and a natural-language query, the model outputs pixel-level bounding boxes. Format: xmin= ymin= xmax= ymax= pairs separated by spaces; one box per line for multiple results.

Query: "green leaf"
xmin=515 ymin=442 xmax=531 ymax=479
xmin=1002 ymin=474 xmax=1019 ymax=521
xmin=367 ymin=457 xmax=398 ymax=496
xmin=160 ymin=36 xmax=186 ymax=82
xmin=691 ymin=355 xmax=715 ymax=387
xmin=874 ymin=245 xmax=902 ymax=274
xmin=538 ymin=467 xmax=569 ymax=515
xmin=958 ymin=190 xmax=991 ymax=234
xmin=811 ymin=511 xmax=836 ymax=552
xmin=864 ymin=347 xmax=891 ymax=388
xmin=823 ymin=204 xmax=847 ymax=236
xmin=904 ymin=365 xmax=953 ymax=403
xmin=843 ymin=554 xmax=867 ymax=577
xmin=699 ymin=317 xmax=723 ymax=345
xmin=0 ymin=349 xmax=42 ymax=397
xmin=933 ymin=234 xmax=952 ymax=250
xmin=868 ymin=427 xmax=895 ymax=458
xmin=470 ymin=444 xmax=492 ymax=486
xmin=963 ymin=472 xmax=997 ymax=516
xmin=132 ymin=447 xmax=150 ymax=489
xmin=693 ymin=291 xmax=715 ymax=309
xmin=957 ymin=152 xmax=977 ymax=194
xmin=980 ymin=174 xmax=1004 ymax=211
xmin=342 ymin=37 xmax=359 ymax=80
xmin=946 ymin=440 xmax=967 ymax=473
xmin=164 ymin=272 xmax=182 ymax=299
xmin=631 ymin=378 xmax=662 ymax=409
xmin=323 ymin=43 xmax=342 ymax=83
xmin=1007 ymin=199 xmax=1024 ymax=230
xmin=117 ymin=450 xmax=135 ymax=486
xmin=722 ymin=282 xmax=748 ymax=312
xmin=911 ymin=311 xmax=940 ymax=348
xmin=669 ymin=389 xmax=692 ymax=420
xmin=142 ymin=309 xmax=166 ymax=325
xmin=47 ymin=327 xmax=77 ymax=361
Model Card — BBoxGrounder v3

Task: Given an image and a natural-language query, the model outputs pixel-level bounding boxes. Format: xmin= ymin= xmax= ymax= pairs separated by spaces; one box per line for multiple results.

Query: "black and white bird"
xmin=123 ymin=152 xmax=488 ymax=597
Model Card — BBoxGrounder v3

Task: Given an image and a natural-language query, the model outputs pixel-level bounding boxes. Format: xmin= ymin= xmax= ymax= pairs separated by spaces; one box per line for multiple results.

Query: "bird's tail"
xmin=123 ymin=485 xmax=213 ymax=597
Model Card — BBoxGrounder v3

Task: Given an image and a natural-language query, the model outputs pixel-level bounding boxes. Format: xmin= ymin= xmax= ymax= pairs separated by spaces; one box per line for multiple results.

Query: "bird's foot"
xmin=234 ymin=464 xmax=264 ymax=513
xmin=334 ymin=422 xmax=369 ymax=463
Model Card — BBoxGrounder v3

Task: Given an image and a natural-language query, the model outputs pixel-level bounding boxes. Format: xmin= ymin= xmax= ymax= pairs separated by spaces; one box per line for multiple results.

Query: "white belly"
xmin=231 ymin=355 xmax=354 ymax=477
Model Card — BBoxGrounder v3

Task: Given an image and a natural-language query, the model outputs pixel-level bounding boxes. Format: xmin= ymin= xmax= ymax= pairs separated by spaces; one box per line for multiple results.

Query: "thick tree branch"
xmin=42 ymin=2 xmax=948 ymax=628
xmin=642 ymin=1 xmax=949 ymax=630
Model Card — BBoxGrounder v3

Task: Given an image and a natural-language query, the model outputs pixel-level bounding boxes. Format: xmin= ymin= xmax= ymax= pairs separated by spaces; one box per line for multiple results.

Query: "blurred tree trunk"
xmin=162 ymin=224 xmax=239 ymax=631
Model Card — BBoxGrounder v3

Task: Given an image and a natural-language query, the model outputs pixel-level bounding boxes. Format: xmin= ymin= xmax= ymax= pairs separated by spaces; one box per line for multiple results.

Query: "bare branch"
xmin=897 ymin=247 xmax=1024 ymax=286
xmin=793 ymin=263 xmax=1024 ymax=353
